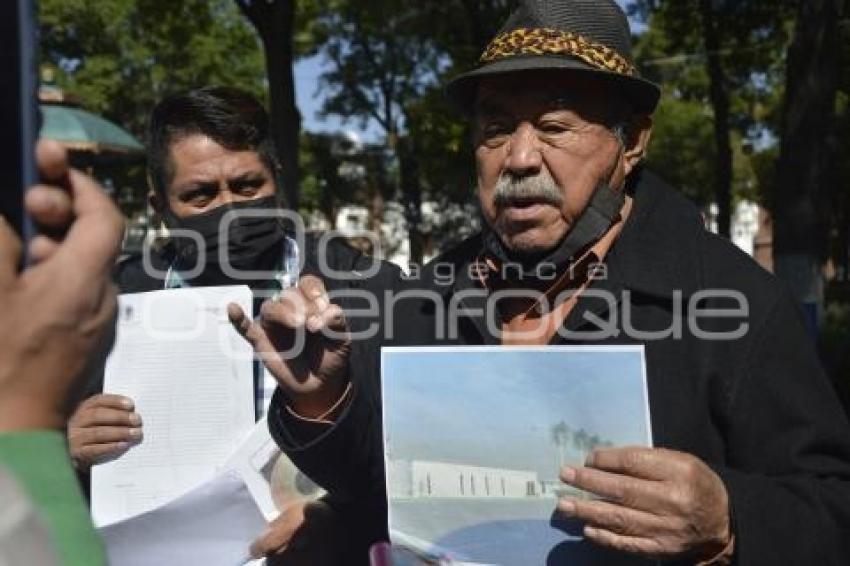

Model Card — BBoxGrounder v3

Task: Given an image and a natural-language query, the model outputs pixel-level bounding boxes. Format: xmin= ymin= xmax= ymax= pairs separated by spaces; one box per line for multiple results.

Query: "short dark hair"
xmin=147 ymin=86 xmax=280 ymax=198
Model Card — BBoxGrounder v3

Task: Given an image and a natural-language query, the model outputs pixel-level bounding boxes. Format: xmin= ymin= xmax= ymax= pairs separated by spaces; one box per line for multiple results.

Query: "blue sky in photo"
xmin=294 ymin=0 xmax=642 ymax=141
xmin=382 ymin=347 xmax=651 ymax=481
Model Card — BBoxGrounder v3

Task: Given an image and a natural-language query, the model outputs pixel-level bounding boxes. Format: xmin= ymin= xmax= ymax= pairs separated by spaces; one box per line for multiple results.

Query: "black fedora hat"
xmin=446 ymin=0 xmax=661 ymax=114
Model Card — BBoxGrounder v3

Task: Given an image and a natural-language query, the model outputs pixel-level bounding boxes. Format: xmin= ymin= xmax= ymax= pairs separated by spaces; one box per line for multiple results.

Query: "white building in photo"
xmin=389 ymin=459 xmax=541 ymax=499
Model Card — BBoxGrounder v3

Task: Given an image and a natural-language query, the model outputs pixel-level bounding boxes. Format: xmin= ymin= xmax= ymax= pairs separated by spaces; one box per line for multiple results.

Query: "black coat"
xmin=269 ymin=171 xmax=850 ymax=565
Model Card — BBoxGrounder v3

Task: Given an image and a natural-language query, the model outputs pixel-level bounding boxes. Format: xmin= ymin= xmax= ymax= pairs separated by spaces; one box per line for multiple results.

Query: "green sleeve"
xmin=0 ymin=431 xmax=106 ymax=566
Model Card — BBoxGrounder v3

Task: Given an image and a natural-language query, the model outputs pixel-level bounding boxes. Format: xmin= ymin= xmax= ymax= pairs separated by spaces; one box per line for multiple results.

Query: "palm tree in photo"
xmin=573 ymin=428 xmax=590 ymax=462
xmin=551 ymin=421 xmax=571 ymax=468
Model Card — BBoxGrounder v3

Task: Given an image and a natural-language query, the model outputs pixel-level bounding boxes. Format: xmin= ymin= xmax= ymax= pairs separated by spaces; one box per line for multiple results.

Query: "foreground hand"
xmin=558 ymin=447 xmax=731 ymax=561
xmin=68 ymin=394 xmax=142 ymax=470
xmin=0 ymin=141 xmax=123 ymax=432
xmin=228 ymin=275 xmax=351 ymax=418
xmin=250 ymin=500 xmax=341 ymax=565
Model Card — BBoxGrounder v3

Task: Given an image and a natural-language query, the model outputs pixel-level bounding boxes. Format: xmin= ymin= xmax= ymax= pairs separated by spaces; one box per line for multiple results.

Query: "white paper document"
xmin=381 ymin=346 xmax=653 ymax=566
xmin=92 ymin=286 xmax=256 ymax=527
xmin=225 ymin=417 xmax=325 ymax=521
xmin=100 ymin=471 xmax=266 ymax=566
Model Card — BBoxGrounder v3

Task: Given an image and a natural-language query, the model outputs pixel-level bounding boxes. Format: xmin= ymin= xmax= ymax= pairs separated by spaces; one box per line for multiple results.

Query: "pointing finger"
xmin=229 ymin=302 xmax=277 ymax=351
xmin=228 ymin=303 xmax=256 ymax=341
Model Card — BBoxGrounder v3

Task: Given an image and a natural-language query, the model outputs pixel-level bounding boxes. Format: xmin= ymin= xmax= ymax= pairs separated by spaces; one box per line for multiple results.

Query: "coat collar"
xmin=608 ymin=169 xmax=705 ymax=300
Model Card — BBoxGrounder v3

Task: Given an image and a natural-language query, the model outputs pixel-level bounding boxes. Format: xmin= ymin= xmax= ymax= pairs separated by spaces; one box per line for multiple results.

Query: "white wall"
xmin=404 ymin=460 xmax=539 ymax=499
xmin=705 ymin=200 xmax=761 ymax=257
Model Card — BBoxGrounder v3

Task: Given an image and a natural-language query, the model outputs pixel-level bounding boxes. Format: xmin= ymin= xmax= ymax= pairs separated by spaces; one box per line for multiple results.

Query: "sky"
xmin=381 ymin=347 xmax=651 ymax=481
xmin=294 ymin=0 xmax=641 ymax=141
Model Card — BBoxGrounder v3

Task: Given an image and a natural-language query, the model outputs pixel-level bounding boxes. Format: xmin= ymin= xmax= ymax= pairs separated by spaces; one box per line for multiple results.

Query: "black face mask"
xmin=165 ymin=196 xmax=287 ymax=286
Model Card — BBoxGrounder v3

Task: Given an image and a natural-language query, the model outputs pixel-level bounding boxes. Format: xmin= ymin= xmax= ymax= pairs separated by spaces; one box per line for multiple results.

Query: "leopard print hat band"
xmin=445 ymin=1 xmax=660 ymax=113
xmin=480 ymin=27 xmax=636 ymax=77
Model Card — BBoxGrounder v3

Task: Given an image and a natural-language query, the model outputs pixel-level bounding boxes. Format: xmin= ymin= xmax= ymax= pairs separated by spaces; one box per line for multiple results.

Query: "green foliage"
xmin=293 ymin=0 xmax=346 ymax=59
xmin=305 ymin=0 xmax=513 ymax=260
xmin=631 ymin=1 xmax=793 ymax=122
xmin=313 ymin=1 xmax=443 ymax=136
xmin=299 ymin=132 xmax=395 ymax=224
xmin=629 ymin=0 xmax=793 ymax=209
xmin=645 ymin=95 xmax=716 ymax=206
xmin=307 ymin=0 xmax=512 ymax=207
xmin=299 ymin=133 xmax=343 ymax=223
xmin=404 ymin=87 xmax=476 ymax=203
xmin=39 ymin=0 xmax=266 ymax=139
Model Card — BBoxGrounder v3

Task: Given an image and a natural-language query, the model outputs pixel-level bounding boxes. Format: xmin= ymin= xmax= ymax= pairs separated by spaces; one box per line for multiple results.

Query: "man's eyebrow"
xmin=172 ymin=181 xmax=217 ymax=200
xmin=229 ymin=170 xmax=267 ymax=183
xmin=173 ymin=176 xmax=217 ymax=191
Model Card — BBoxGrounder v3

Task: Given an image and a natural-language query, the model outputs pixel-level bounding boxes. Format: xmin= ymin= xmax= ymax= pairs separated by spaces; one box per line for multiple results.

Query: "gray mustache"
xmin=493 ymin=172 xmax=564 ymax=207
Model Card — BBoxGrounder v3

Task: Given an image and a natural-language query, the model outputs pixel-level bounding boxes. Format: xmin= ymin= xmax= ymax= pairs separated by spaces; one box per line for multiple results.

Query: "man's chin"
xmin=494 ymin=217 xmax=567 ymax=255
xmin=499 ymin=233 xmax=562 ymax=257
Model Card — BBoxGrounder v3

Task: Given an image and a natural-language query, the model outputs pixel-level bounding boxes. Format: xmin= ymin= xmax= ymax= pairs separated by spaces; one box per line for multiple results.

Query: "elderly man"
xmin=239 ymin=1 xmax=850 ymax=564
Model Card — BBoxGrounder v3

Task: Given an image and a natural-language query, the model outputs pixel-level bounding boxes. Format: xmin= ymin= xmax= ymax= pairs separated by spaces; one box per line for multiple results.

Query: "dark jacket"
xmin=269 ymin=171 xmax=850 ymax=565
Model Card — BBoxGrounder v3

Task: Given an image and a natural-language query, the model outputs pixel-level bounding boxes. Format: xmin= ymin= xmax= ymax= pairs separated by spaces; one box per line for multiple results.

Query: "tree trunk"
xmin=398 ymin=138 xmax=424 ymax=266
xmin=239 ymin=0 xmax=302 ymax=209
xmin=698 ymin=0 xmax=734 ymax=239
xmin=773 ymin=0 xmax=845 ymax=326
xmin=840 ymin=176 xmax=850 ymax=281
xmin=267 ymin=2 xmax=300 ymax=210
xmin=838 ymin=196 xmax=849 ymax=281
xmin=319 ymin=181 xmax=337 ymax=229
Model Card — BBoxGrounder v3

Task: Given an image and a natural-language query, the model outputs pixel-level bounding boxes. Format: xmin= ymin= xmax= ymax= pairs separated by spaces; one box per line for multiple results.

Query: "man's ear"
xmin=146 ymin=171 xmax=165 ymax=215
xmin=623 ymin=115 xmax=653 ymax=176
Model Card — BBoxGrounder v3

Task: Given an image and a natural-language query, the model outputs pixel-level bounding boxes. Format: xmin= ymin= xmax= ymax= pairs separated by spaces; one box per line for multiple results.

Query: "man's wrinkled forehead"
xmin=473 ymin=72 xmax=629 ymax=122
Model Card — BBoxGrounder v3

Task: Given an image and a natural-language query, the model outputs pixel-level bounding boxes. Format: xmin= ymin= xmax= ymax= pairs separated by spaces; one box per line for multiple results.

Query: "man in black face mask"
xmin=65 ymin=87 xmax=400 ymax=552
xmin=137 ymin=86 xmax=298 ymax=294
xmin=66 ymin=87 xmax=295 ymax=471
